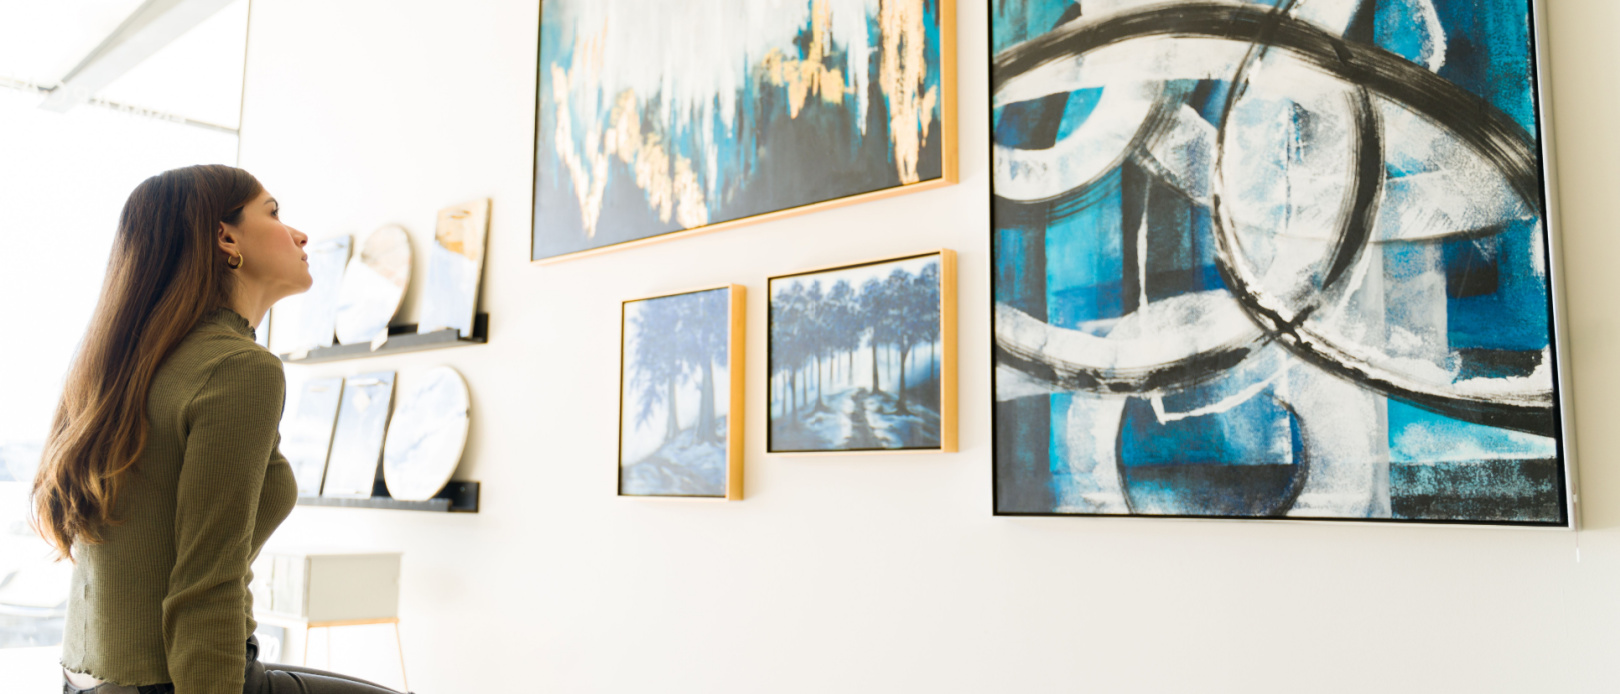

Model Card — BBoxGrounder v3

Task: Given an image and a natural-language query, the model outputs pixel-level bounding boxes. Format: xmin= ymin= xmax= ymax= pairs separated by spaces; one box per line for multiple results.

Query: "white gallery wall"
xmin=238 ymin=0 xmax=1620 ymax=691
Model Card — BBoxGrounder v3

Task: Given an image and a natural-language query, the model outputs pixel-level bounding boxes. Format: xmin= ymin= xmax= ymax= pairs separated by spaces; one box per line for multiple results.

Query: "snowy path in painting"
xmin=773 ymin=383 xmax=941 ymax=451
xmin=621 ymin=423 xmax=728 ymax=496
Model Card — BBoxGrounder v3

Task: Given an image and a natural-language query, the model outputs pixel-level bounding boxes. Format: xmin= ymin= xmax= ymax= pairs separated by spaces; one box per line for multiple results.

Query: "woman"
xmin=32 ymin=165 xmax=409 ymax=694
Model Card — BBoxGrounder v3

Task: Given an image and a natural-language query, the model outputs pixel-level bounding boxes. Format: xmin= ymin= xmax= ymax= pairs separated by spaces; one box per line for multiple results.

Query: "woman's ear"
xmin=217 ymin=223 xmax=240 ymax=256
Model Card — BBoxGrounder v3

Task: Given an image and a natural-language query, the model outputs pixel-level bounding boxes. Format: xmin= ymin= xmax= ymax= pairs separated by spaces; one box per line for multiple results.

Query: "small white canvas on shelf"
xmin=279 ymin=377 xmax=344 ymax=496
xmin=418 ymin=199 xmax=490 ymax=337
xmin=322 ymin=371 xmax=396 ymax=498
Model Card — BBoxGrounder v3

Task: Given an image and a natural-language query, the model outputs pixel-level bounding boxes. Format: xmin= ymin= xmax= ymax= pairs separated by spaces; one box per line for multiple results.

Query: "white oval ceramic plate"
xmin=335 ymin=225 xmax=411 ymax=345
xmin=382 ymin=366 xmax=471 ymax=501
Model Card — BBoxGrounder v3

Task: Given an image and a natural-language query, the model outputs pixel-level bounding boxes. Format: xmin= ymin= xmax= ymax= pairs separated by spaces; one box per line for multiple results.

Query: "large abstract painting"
xmin=768 ymin=250 xmax=957 ymax=453
xmin=620 ymin=285 xmax=745 ymax=499
xmin=533 ymin=0 xmax=957 ymax=262
xmin=991 ymin=0 xmax=1570 ymax=525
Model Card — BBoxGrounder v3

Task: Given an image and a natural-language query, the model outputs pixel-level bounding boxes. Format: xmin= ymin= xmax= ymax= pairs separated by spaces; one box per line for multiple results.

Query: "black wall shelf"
xmin=279 ymin=313 xmax=488 ymax=364
xmin=295 ymin=480 xmax=480 ymax=513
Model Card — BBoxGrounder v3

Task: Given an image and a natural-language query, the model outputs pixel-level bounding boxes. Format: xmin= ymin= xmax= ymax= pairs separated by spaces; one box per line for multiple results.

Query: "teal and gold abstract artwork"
xmin=534 ymin=0 xmax=955 ymax=261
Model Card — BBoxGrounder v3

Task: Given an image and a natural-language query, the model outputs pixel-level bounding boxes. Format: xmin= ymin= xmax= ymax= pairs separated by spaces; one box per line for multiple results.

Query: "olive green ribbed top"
xmin=61 ymin=308 xmax=298 ymax=692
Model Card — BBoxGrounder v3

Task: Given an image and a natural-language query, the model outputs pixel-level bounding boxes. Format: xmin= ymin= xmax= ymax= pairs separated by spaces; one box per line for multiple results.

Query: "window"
xmin=0 ymin=0 xmax=249 ymax=673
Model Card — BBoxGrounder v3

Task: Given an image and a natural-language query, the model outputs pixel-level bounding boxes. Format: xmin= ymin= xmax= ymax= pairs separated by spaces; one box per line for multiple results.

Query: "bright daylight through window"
xmin=0 ymin=0 xmax=249 ymax=679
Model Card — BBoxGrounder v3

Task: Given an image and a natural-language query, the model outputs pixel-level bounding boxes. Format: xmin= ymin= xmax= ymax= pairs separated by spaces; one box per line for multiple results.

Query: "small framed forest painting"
xmin=620 ymin=285 xmax=746 ymax=499
xmin=532 ymin=0 xmax=958 ymax=263
xmin=768 ymin=250 xmax=957 ymax=454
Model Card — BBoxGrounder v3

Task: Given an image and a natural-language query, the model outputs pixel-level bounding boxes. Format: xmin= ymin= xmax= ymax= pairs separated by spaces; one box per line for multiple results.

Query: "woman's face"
xmin=220 ymin=189 xmax=312 ymax=300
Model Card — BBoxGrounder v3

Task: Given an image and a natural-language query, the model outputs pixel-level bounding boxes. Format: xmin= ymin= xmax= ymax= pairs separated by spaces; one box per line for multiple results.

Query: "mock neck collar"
xmin=204 ymin=307 xmax=256 ymax=340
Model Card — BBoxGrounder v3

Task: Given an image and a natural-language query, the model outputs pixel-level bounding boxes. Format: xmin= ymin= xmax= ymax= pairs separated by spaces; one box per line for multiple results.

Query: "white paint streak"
xmin=1149 ymin=361 xmax=1290 ymax=424
xmin=1290 ymin=0 xmax=1361 ymax=35
xmin=994 ymin=81 xmax=1160 ymax=201
xmin=1136 ymin=191 xmax=1149 ymax=306
xmin=1393 ymin=421 xmax=1555 ymax=463
xmin=995 ymin=364 xmax=1060 ymax=401
xmin=1452 ymin=350 xmax=1554 ymax=397
xmin=1376 ymin=170 xmax=1532 ymax=241
xmin=1410 ymin=0 xmax=1449 ymax=72
xmin=1144 ymin=104 xmax=1217 ymax=204
xmin=1056 ymin=395 xmax=1129 ymax=514
xmin=996 ymin=36 xmax=1252 ymax=108
xmin=996 ymin=290 xmax=1262 ymax=377
xmin=1284 ymin=357 xmax=1393 ymax=517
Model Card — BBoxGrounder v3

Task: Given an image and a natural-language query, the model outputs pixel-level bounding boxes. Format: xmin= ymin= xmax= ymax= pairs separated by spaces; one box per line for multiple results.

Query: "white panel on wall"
xmin=237 ymin=1 xmax=1620 ymax=692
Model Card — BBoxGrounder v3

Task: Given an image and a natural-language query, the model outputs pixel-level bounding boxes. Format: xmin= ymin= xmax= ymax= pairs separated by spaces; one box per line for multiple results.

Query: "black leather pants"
xmin=63 ymin=637 xmax=411 ymax=694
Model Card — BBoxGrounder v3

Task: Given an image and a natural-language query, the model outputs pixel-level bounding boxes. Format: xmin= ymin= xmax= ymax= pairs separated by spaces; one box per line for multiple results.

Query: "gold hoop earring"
xmin=227 ymin=251 xmax=244 ymax=270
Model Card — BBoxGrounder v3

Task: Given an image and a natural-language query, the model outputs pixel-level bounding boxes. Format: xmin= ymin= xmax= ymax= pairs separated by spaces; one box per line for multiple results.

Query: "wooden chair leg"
xmin=393 ymin=620 xmax=409 ymax=692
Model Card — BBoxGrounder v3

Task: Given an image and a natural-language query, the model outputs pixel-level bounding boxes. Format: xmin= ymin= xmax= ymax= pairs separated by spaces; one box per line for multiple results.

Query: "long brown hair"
xmin=31 ymin=164 xmax=264 ymax=560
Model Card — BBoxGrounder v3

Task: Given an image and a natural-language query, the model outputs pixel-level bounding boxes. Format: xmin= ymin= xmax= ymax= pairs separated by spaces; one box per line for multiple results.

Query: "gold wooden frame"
xmin=531 ymin=0 xmax=958 ymax=265
xmin=618 ymin=284 xmax=746 ymax=499
xmin=766 ymin=249 xmax=957 ymax=455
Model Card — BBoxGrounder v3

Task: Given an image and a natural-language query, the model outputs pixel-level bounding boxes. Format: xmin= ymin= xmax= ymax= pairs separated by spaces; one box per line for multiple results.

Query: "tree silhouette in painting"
xmin=915 ymin=261 xmax=942 ymax=407
xmin=623 ymin=288 xmax=730 ymax=495
xmin=859 ymin=276 xmax=886 ymax=396
xmin=770 ymin=257 xmax=944 ymax=452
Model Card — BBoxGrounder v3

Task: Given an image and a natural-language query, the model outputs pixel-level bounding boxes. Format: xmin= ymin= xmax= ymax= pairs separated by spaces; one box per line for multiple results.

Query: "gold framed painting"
xmin=619 ymin=284 xmax=746 ymax=498
xmin=532 ymin=0 xmax=958 ymax=263
xmin=768 ymin=249 xmax=957 ymax=454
